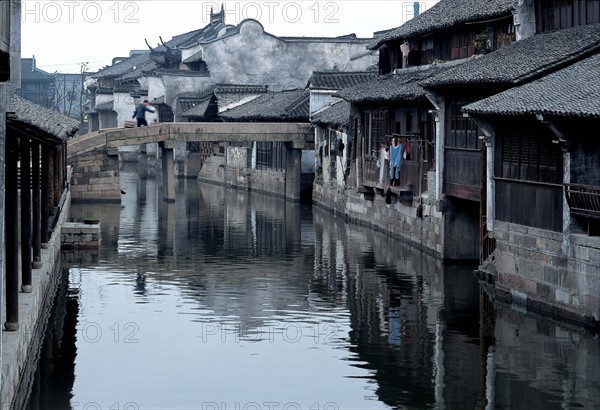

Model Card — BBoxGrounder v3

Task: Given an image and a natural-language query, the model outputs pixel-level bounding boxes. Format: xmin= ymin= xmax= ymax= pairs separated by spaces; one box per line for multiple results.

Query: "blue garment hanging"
xmin=389 ymin=143 xmax=402 ymax=180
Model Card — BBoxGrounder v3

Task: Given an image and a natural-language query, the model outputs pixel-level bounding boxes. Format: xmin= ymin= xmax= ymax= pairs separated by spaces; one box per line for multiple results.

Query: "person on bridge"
xmin=133 ymin=100 xmax=155 ymax=127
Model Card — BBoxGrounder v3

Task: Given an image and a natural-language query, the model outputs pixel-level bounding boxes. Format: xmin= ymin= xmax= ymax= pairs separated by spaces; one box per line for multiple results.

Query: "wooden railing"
xmin=565 ymin=183 xmax=600 ymax=219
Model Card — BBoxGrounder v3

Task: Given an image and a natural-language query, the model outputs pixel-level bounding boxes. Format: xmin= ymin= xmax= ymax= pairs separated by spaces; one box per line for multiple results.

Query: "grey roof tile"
xmin=181 ymin=99 xmax=212 ymax=117
xmin=311 ymin=100 xmax=351 ymax=127
xmin=463 ymin=52 xmax=600 ymax=118
xmin=95 ymin=100 xmax=114 ymax=111
xmin=8 ymin=94 xmax=80 ymax=140
xmin=370 ymin=0 xmax=517 ymax=49
xmin=221 ymin=89 xmax=309 ymax=121
xmin=423 ymin=23 xmax=600 ymax=88
xmin=307 ymin=71 xmax=378 ymax=90
xmin=337 ymin=63 xmax=453 ymax=103
xmin=93 ymin=52 xmax=150 ymax=79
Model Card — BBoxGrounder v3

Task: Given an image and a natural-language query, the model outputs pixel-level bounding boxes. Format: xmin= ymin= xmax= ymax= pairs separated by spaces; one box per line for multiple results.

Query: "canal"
xmin=18 ymin=167 xmax=600 ymax=409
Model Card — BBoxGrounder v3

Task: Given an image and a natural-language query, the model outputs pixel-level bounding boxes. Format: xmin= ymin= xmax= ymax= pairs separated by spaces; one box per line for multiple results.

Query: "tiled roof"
xmin=95 ymin=100 xmax=114 ymax=111
xmin=181 ymin=98 xmax=212 ymax=117
xmin=148 ymin=95 xmax=165 ymax=105
xmin=178 ymin=86 xmax=216 ymax=113
xmin=118 ymin=59 xmax=157 ymax=82
xmin=423 ymin=23 xmax=600 ymax=88
xmin=370 ymin=0 xmax=516 ymax=50
xmin=337 ymin=63 xmax=452 ymax=103
xmin=215 ymin=84 xmax=269 ymax=94
xmin=221 ymin=89 xmax=310 ymax=121
xmin=8 ymin=94 xmax=80 ymax=140
xmin=463 ymin=52 xmax=600 ymax=118
xmin=311 ymin=100 xmax=351 ymax=127
xmin=307 ymin=71 xmax=378 ymax=90
xmin=183 ymin=50 xmax=205 ymax=64
xmin=93 ymin=52 xmax=150 ymax=79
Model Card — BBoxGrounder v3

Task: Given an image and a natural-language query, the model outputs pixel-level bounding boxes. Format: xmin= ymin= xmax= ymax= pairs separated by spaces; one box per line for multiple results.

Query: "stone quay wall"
xmin=69 ymin=148 xmax=121 ymax=202
xmin=488 ymin=221 xmax=600 ymax=327
xmin=198 ymin=155 xmax=288 ymax=198
xmin=313 ymin=181 xmax=443 ymax=257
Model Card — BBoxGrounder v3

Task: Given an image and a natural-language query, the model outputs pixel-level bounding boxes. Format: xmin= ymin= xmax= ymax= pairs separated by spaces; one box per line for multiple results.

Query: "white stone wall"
xmin=194 ymin=20 xmax=376 ymax=91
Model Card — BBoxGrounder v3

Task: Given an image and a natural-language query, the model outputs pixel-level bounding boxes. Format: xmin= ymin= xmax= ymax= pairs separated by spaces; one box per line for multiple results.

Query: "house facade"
xmin=313 ymin=0 xmax=519 ymax=260
xmin=463 ymin=47 xmax=600 ymax=326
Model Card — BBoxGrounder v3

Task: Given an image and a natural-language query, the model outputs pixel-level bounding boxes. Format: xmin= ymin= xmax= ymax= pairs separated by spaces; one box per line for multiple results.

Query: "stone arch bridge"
xmin=67 ymin=122 xmax=312 ymax=202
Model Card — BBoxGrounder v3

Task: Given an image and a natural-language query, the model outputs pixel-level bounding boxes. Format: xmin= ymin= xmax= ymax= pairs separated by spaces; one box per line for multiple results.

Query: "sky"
xmin=21 ymin=0 xmax=439 ymax=73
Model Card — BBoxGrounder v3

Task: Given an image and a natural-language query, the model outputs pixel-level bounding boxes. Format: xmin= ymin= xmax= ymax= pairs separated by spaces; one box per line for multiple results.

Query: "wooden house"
xmin=311 ymin=99 xmax=352 ymax=188
xmin=423 ymin=22 xmax=600 ymax=262
xmin=306 ymin=71 xmax=377 ymax=189
xmin=463 ymin=50 xmax=600 ymax=326
xmin=326 ymin=0 xmax=518 ymax=260
xmin=5 ymin=95 xmax=79 ymax=329
xmin=336 ymin=65 xmax=446 ymax=201
xmin=369 ymin=0 xmax=518 ymax=75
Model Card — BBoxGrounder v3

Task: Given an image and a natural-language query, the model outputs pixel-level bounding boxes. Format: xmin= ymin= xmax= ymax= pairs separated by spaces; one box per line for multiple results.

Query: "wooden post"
xmin=53 ymin=147 xmax=59 ymax=207
xmin=41 ymin=144 xmax=51 ymax=247
xmin=32 ymin=141 xmax=42 ymax=268
xmin=21 ymin=137 xmax=33 ymax=293
xmin=5 ymin=136 xmax=19 ymax=331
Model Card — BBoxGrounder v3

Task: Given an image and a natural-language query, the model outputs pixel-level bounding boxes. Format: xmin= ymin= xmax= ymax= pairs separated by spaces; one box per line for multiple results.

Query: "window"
xmin=420 ymin=38 xmax=434 ymax=65
xmin=256 ymin=141 xmax=286 ymax=170
xmin=405 ymin=111 xmax=414 ymax=134
xmin=500 ymin=133 xmax=562 ymax=184
xmin=366 ymin=110 xmax=389 ymax=157
xmin=447 ymin=101 xmax=480 ymax=149
xmin=450 ymin=32 xmax=474 ymax=60
xmin=538 ymin=0 xmax=600 ymax=32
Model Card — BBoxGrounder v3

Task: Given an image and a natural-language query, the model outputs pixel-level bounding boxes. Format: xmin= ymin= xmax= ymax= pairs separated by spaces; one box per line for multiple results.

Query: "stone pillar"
xmin=32 ymin=141 xmax=42 ymax=268
xmin=285 ymin=142 xmax=302 ymax=201
xmin=20 ymin=137 xmax=33 ymax=293
xmin=5 ymin=136 xmax=19 ymax=331
xmin=161 ymin=141 xmax=176 ymax=202
xmin=138 ymin=143 xmax=148 ymax=180
xmin=41 ymin=144 xmax=51 ymax=247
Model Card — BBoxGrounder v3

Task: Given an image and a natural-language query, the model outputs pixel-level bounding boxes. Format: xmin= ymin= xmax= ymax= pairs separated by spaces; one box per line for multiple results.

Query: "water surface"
xmin=22 ymin=168 xmax=600 ymax=409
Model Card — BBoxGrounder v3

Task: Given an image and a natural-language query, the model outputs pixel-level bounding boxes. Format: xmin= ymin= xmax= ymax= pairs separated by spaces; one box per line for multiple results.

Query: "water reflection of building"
xmin=312 ymin=206 xmax=485 ymax=408
xmin=64 ymin=171 xmax=600 ymax=408
xmin=491 ymin=305 xmax=600 ymax=409
xmin=16 ymin=268 xmax=78 ymax=409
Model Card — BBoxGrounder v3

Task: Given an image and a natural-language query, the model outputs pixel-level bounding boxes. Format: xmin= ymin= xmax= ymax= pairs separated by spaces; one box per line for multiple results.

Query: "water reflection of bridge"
xmin=59 ymin=177 xmax=600 ymax=409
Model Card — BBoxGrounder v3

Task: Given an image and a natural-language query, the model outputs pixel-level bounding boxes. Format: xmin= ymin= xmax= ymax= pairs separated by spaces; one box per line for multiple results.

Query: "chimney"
xmin=413 ymin=2 xmax=420 ymax=17
xmin=31 ymin=54 xmax=35 ymax=71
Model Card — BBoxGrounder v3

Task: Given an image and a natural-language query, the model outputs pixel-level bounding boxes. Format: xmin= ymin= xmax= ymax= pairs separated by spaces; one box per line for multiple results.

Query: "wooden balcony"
xmin=565 ymin=183 xmax=600 ymax=235
xmin=565 ymin=183 xmax=600 ymax=219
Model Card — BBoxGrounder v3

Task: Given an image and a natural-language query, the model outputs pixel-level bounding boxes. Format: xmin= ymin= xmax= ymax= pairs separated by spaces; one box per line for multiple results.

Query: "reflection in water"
xmin=20 ymin=166 xmax=600 ymax=409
